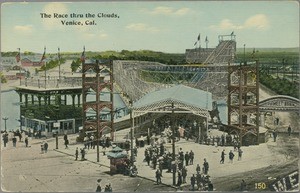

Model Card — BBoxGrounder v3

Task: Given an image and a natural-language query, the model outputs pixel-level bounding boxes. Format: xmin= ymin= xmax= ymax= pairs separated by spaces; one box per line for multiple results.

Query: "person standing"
xmin=272 ymin=130 xmax=277 ymax=142
xmin=91 ymin=135 xmax=95 ymax=149
xmin=182 ymin=166 xmax=187 ymax=183
xmin=220 ymin=149 xmax=226 ymax=164
xmin=108 ymin=183 xmax=112 ymax=192
xmin=190 ymin=174 xmax=196 ymax=191
xmin=288 ymin=125 xmax=292 ymax=136
xmin=81 ymin=148 xmax=86 ymax=160
xmin=75 ymin=147 xmax=79 ymax=161
xmin=25 ymin=136 xmax=29 ymax=147
xmin=189 ymin=150 xmax=194 ymax=165
xmin=240 ymin=179 xmax=247 ymax=191
xmin=184 ymin=151 xmax=190 ymax=166
xmin=203 ymin=159 xmax=209 ymax=175
xmin=155 ymin=169 xmax=162 ymax=184
xmin=196 ymin=172 xmax=202 ymax=190
xmin=104 ymin=185 xmax=109 ymax=192
xmin=41 ymin=142 xmax=44 ymax=153
xmin=229 ymin=150 xmax=235 ymax=163
xmin=96 ymin=179 xmax=102 ymax=192
xmin=12 ymin=136 xmax=17 ymax=147
xmin=196 ymin=164 xmax=201 ymax=174
xmin=158 ymin=160 xmax=163 ymax=175
xmin=44 ymin=141 xmax=48 ymax=153
xmin=3 ymin=132 xmax=8 ymax=147
xmin=152 ymin=156 xmax=157 ymax=169
xmin=177 ymin=171 xmax=182 ymax=187
xmin=238 ymin=148 xmax=243 ymax=161
xmin=64 ymin=134 xmax=68 ymax=148
xmin=221 ymin=134 xmax=225 ymax=146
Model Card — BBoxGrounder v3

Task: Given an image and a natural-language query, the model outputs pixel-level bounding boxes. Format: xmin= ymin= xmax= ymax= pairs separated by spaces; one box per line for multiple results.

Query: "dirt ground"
xmin=212 ymin=133 xmax=299 ymax=191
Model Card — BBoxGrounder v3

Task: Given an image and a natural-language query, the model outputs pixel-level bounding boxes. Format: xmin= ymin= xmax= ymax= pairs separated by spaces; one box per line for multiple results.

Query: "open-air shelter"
xmin=131 ymin=84 xmax=213 ymax=140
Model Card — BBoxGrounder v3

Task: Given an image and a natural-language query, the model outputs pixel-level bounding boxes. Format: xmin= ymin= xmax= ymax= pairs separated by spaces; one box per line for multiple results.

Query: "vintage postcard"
xmin=1 ymin=1 xmax=299 ymax=192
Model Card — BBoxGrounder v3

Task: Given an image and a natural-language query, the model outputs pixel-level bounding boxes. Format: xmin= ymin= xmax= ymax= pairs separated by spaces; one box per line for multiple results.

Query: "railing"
xmin=19 ymin=77 xmax=82 ymax=89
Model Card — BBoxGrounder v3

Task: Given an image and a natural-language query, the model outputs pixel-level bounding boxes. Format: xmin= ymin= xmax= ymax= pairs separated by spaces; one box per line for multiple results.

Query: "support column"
xmin=77 ymin=94 xmax=81 ymax=107
xmin=19 ymin=93 xmax=23 ymax=103
xmin=25 ymin=94 xmax=28 ymax=107
xmin=64 ymin=95 xmax=67 ymax=105
xmin=31 ymin=95 xmax=34 ymax=105
xmin=38 ymin=96 xmax=41 ymax=106
xmin=48 ymin=93 xmax=51 ymax=105
xmin=44 ymin=96 xmax=47 ymax=105
xmin=72 ymin=94 xmax=75 ymax=107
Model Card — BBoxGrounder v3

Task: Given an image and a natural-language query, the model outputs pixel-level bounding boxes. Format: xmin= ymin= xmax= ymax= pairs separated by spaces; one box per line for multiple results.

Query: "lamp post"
xmin=2 ymin=117 xmax=8 ymax=132
xmin=129 ymin=100 xmax=134 ymax=164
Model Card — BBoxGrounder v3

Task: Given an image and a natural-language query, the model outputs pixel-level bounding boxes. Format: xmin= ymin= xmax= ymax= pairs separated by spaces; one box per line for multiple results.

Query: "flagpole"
xmin=58 ymin=47 xmax=61 ymax=80
xmin=18 ymin=48 xmax=21 ymax=74
xmin=198 ymin=33 xmax=200 ymax=63
xmin=44 ymin=46 xmax=47 ymax=89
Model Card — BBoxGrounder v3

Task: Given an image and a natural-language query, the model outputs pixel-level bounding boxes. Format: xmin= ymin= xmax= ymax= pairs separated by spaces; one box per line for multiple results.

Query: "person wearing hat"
xmin=220 ymin=149 xmax=226 ymax=164
xmin=190 ymin=174 xmax=196 ymax=191
xmin=203 ymin=158 xmax=209 ymax=175
xmin=75 ymin=147 xmax=79 ymax=161
xmin=96 ymin=179 xmax=102 ymax=192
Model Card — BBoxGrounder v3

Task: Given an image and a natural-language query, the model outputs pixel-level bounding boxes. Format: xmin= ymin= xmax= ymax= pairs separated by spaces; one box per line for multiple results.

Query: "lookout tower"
xmin=82 ymin=59 xmax=114 ymax=142
xmin=227 ymin=60 xmax=260 ymax=146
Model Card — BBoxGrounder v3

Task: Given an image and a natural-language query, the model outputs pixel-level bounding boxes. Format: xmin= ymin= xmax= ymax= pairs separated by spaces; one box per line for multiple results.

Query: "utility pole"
xmin=171 ymin=102 xmax=176 ymax=185
xmin=2 ymin=117 xmax=8 ymax=132
xmin=130 ymin=100 xmax=134 ymax=164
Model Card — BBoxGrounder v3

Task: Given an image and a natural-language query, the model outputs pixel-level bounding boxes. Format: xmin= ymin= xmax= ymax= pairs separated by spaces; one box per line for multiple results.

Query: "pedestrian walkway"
xmin=52 ymin=135 xmax=278 ymax=191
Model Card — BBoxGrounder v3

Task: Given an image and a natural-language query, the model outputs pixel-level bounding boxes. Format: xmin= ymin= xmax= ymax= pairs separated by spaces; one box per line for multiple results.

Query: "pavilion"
xmin=131 ymin=84 xmax=213 ymax=140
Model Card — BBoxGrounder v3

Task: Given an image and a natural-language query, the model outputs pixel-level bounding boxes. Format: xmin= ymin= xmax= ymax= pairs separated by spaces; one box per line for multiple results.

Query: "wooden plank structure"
xmin=82 ymin=59 xmax=114 ymax=142
xmin=227 ymin=60 xmax=260 ymax=146
xmin=15 ymin=78 xmax=82 ymax=136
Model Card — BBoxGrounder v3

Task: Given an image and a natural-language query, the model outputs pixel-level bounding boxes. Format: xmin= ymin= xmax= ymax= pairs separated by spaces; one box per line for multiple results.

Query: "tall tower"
xmin=227 ymin=60 xmax=259 ymax=145
xmin=82 ymin=59 xmax=114 ymax=145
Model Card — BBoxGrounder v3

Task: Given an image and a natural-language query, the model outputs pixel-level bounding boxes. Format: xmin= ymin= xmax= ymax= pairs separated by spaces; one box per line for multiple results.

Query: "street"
xmin=1 ymin=129 xmax=298 ymax=192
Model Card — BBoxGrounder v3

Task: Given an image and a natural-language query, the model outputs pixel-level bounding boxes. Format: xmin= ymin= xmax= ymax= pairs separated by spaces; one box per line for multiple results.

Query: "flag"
xmin=58 ymin=47 xmax=61 ymax=60
xmin=40 ymin=47 xmax=46 ymax=63
xmin=80 ymin=46 xmax=85 ymax=62
xmin=251 ymin=48 xmax=256 ymax=58
xmin=15 ymin=48 xmax=20 ymax=63
xmin=194 ymin=41 xmax=197 ymax=46
xmin=197 ymin=34 xmax=200 ymax=41
xmin=231 ymin=31 xmax=234 ymax=36
xmin=205 ymin=36 xmax=208 ymax=42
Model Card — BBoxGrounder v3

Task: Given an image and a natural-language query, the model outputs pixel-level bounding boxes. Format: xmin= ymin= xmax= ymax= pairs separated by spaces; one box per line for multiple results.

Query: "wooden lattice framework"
xmin=82 ymin=60 xmax=114 ymax=140
xmin=227 ymin=61 xmax=259 ymax=145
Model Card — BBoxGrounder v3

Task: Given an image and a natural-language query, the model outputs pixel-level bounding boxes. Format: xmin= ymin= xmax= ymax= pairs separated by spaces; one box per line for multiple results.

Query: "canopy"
xmin=107 ymin=146 xmax=128 ymax=159
xmin=132 ymin=84 xmax=212 ymax=118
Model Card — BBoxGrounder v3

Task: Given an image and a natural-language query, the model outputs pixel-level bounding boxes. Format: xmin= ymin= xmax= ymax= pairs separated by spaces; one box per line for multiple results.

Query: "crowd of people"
xmin=141 ymin=137 xmax=214 ymax=191
xmin=2 ymin=120 xmax=295 ymax=192
xmin=96 ymin=179 xmax=113 ymax=192
xmin=1 ymin=130 xmax=30 ymax=148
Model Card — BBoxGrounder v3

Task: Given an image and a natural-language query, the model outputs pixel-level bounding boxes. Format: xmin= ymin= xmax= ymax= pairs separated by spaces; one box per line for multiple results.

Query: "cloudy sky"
xmin=1 ymin=1 xmax=299 ymax=53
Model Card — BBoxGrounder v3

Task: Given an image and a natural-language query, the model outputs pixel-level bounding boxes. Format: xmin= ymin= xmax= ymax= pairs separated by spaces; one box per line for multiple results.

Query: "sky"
xmin=1 ymin=1 xmax=299 ymax=53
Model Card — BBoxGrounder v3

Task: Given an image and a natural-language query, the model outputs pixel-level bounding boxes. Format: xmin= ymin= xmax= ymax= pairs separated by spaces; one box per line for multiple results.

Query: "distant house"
xmin=1 ymin=57 xmax=17 ymax=65
xmin=21 ymin=57 xmax=46 ymax=67
xmin=3 ymin=70 xmax=26 ymax=80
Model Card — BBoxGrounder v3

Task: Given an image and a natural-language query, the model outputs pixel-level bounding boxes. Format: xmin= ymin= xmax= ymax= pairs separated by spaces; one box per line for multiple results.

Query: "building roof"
xmin=133 ymin=84 xmax=212 ymax=116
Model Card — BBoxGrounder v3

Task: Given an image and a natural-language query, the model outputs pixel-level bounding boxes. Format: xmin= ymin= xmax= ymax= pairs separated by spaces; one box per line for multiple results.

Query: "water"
xmin=1 ymin=90 xmax=127 ymax=131
xmin=1 ymin=91 xmax=20 ymax=131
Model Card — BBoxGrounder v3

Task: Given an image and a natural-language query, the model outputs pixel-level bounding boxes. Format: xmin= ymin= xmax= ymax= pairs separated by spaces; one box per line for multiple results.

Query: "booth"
xmin=107 ymin=146 xmax=129 ymax=175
